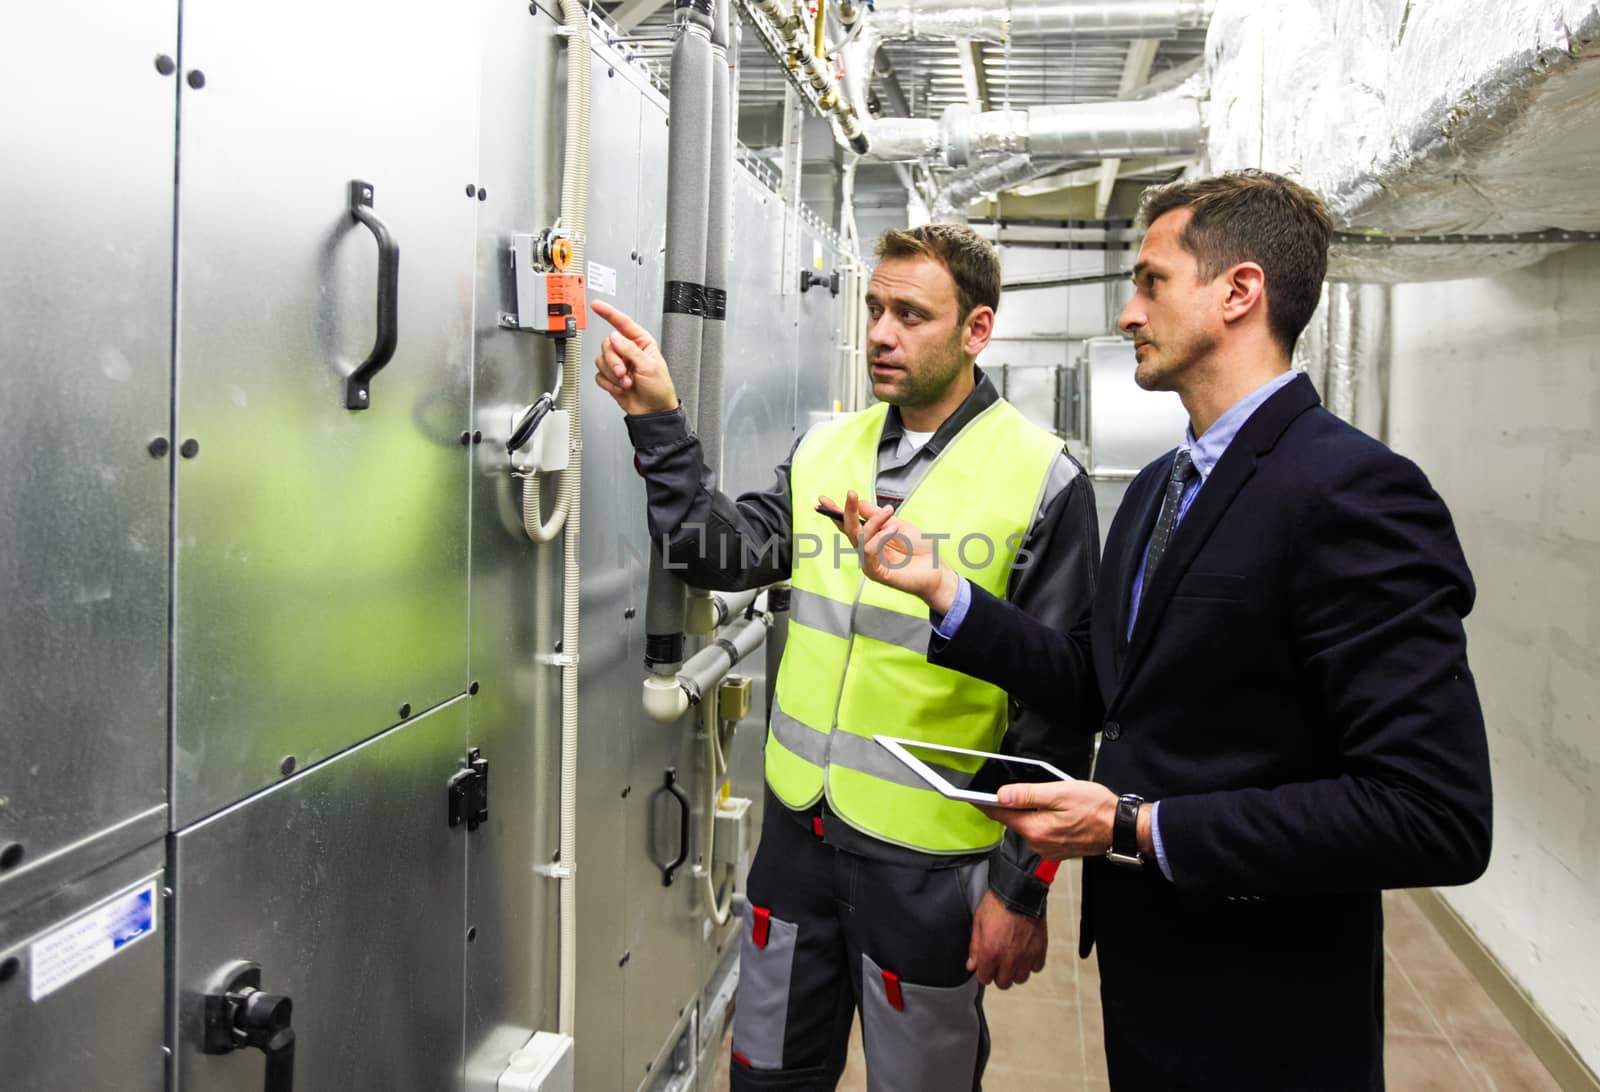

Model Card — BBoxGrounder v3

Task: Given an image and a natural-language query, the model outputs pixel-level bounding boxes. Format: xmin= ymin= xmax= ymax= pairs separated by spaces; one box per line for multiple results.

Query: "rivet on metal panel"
xmin=467 ymin=926 xmax=478 ymax=943
xmin=478 ymin=188 xmax=488 ymax=202
xmin=609 ymin=66 xmax=615 ymax=78
xmin=278 ymin=755 xmax=296 ymax=777
xmin=459 ymin=431 xmax=471 ymax=446
xmin=469 ymin=680 xmax=480 ymax=695
xmin=624 ymin=607 xmax=636 ymax=619
xmin=619 ymin=951 xmax=631 ymax=967
xmin=180 ymin=438 xmax=200 ymax=459
xmin=186 ymin=70 xmax=206 ymax=90
xmin=630 ymin=250 xmax=638 ymax=261
xmin=399 ymin=703 xmax=412 ymax=719
xmin=148 ymin=437 xmax=170 ymax=458
xmin=0 ymin=843 xmax=23 ymax=870
xmin=0 ymin=957 xmax=19 ymax=984
xmin=472 ymin=430 xmax=483 ymax=444
xmin=529 ymin=2 xmax=537 ymax=13
xmin=466 ymin=184 xmax=477 ymax=198
xmin=155 ymin=55 xmax=176 ymax=77
xmin=554 ymin=640 xmax=563 ymax=653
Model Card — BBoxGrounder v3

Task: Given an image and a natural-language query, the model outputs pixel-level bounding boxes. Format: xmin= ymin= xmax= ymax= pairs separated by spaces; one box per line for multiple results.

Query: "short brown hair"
xmin=1138 ymin=170 xmax=1331 ymax=351
xmin=875 ymin=223 xmax=1001 ymax=320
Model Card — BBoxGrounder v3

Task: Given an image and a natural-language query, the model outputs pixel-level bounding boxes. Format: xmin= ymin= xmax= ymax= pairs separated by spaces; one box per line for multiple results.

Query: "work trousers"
xmin=729 ymin=794 xmax=991 ymax=1091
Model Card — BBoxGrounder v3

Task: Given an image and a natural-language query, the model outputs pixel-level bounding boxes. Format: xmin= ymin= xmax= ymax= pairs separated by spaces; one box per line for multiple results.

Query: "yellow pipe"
xmin=813 ymin=0 xmax=825 ymax=59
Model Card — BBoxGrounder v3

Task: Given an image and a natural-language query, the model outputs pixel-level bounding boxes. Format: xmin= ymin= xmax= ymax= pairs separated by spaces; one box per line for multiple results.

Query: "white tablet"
xmin=874 ymin=735 xmax=1074 ymax=805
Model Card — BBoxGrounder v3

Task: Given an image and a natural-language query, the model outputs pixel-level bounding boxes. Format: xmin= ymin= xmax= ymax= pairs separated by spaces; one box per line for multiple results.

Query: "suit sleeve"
xmin=1154 ymin=452 xmax=1493 ymax=896
xmin=976 ymin=457 xmax=1105 ymax=917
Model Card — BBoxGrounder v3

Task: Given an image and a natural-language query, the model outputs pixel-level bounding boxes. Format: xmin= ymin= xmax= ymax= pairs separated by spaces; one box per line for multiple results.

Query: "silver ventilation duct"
xmin=840 ymin=0 xmax=1215 ymax=157
xmin=864 ymin=90 xmax=1203 ymax=168
xmin=870 ymin=0 xmax=1211 ymax=42
xmin=1206 ymin=0 xmax=1600 ymax=280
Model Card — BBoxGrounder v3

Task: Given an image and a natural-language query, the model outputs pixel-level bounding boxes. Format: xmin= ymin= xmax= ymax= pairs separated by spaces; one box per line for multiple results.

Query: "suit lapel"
xmin=1108 ymin=374 xmax=1322 ymax=710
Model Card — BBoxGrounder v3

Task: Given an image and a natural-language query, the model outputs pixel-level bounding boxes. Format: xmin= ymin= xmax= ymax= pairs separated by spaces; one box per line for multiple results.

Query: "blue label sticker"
xmin=31 ymin=879 xmax=158 ymax=1001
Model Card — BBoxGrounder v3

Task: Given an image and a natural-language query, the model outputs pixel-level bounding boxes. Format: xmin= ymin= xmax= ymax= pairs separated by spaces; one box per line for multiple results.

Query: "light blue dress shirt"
xmin=933 ymin=370 xmax=1300 ymax=882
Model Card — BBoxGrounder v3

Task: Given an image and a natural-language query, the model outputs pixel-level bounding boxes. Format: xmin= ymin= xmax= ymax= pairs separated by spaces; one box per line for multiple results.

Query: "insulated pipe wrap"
xmin=648 ymin=9 xmax=718 ymax=668
xmin=1024 ymin=96 xmax=1203 ymax=160
xmin=680 ymin=616 xmax=768 ymax=698
xmin=700 ymin=0 xmax=734 ymax=478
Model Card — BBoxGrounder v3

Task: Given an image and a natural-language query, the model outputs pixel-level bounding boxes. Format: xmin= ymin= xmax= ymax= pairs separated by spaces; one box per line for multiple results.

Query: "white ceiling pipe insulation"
xmin=842 ymin=0 xmax=1213 ymax=157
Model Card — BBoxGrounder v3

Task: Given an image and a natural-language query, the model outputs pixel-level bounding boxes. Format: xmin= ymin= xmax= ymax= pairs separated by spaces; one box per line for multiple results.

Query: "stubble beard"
xmin=873 ymin=332 xmax=969 ymax=409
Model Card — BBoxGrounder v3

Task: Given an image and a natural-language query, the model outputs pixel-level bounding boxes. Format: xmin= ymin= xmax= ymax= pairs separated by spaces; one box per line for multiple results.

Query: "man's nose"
xmin=868 ymin=314 xmax=894 ymax=351
xmin=1118 ymin=300 xmax=1143 ymax=335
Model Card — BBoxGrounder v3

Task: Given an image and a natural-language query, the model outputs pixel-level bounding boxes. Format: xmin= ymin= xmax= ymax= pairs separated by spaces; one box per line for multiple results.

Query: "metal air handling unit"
xmin=0 ymin=1 xmax=853 ymax=1089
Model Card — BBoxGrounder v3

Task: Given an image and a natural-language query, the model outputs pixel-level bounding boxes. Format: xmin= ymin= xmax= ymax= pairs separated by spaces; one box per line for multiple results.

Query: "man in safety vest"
xmin=592 ymin=224 xmax=1100 ymax=1091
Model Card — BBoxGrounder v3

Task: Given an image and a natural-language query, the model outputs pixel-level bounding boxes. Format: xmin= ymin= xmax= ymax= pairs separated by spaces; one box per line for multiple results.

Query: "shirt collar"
xmin=1181 ymin=370 xmax=1300 ymax=482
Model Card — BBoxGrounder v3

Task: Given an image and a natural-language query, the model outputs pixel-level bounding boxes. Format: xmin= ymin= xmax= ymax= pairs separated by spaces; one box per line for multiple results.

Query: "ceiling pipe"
xmin=865 ymin=89 xmax=1202 ymax=171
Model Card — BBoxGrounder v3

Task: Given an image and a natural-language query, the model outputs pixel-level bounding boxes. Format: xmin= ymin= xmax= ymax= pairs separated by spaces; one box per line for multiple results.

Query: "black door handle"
xmin=345 ymin=179 xmax=399 ymax=410
xmin=200 ymin=960 xmax=296 ymax=1092
xmin=656 ymin=767 xmax=691 ymax=887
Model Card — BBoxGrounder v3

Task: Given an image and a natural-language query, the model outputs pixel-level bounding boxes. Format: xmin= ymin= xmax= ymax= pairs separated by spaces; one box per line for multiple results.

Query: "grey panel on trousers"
xmin=0 ymin=841 xmax=165 ymax=1092
xmin=172 ymin=698 xmax=469 ymax=1091
xmin=0 ymin=2 xmax=174 ymax=906
xmin=464 ymin=1 xmax=567 ymax=1060
xmin=172 ymin=0 xmax=480 ymax=825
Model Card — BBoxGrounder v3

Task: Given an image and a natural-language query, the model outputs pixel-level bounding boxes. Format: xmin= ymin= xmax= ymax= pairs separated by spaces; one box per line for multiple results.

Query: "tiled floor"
xmin=713 ymin=863 xmax=1562 ymax=1090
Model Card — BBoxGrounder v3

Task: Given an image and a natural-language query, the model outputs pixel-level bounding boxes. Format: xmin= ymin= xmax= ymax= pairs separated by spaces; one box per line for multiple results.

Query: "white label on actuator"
xmin=588 ymin=261 xmax=618 ymax=296
xmin=30 ymin=879 xmax=158 ymax=1001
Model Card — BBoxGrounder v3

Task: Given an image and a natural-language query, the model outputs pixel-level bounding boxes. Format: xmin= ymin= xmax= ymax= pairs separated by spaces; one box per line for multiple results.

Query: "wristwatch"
xmin=1105 ymin=793 xmax=1145 ymax=868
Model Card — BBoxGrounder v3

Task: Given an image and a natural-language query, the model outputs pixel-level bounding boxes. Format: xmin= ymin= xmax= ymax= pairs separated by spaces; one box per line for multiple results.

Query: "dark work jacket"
xmin=930 ymin=374 xmax=1493 ymax=1090
xmin=626 ymin=370 xmax=1102 ymax=917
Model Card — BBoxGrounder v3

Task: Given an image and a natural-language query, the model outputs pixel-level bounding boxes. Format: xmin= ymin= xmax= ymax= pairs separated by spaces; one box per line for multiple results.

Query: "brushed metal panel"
xmin=172 ymin=698 xmax=470 ymax=1091
xmin=573 ymin=35 xmax=648 ymax=1092
xmin=172 ymin=0 xmax=480 ymax=825
xmin=619 ymin=87 xmax=710 ymax=1092
xmin=0 ymin=841 xmax=165 ymax=1092
xmin=0 ymin=2 xmax=174 ymax=904
xmin=1084 ymin=335 xmax=1188 ymax=474
xmin=794 ymin=221 xmax=841 ymax=427
xmin=463 ymin=0 xmax=571 ymax=1063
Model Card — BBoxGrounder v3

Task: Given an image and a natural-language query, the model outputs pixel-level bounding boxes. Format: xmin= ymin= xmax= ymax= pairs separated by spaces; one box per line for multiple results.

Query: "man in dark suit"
xmin=831 ymin=171 xmax=1493 ymax=1089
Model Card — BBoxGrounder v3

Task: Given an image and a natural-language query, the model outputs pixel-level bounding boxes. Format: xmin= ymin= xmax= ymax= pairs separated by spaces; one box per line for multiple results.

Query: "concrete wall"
xmin=1387 ymin=245 xmax=1600 ymax=1073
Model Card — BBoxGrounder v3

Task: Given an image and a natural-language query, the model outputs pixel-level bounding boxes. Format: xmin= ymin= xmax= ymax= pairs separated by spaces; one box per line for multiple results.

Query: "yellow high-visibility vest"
xmin=768 ymin=398 xmax=1063 ymax=853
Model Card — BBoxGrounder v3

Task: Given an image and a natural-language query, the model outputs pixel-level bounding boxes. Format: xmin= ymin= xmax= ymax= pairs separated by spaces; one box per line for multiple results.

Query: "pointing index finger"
xmin=590 ymin=299 xmax=651 ymax=345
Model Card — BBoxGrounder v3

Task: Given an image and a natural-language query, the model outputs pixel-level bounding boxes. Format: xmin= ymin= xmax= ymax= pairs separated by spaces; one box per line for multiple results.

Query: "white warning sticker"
xmin=30 ymin=879 xmax=158 ymax=1002
xmin=588 ymin=260 xmax=618 ymax=297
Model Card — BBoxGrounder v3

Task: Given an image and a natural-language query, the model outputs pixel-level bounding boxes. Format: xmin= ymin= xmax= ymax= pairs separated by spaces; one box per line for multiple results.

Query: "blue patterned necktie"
xmin=1140 ymin=449 xmax=1199 ymax=608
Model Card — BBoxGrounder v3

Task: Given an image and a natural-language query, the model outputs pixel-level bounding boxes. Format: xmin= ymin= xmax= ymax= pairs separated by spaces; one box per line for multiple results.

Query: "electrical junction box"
xmin=511 ymin=233 xmax=587 ymax=335
xmin=509 ymin=409 xmax=570 ymax=475
xmin=497 ymin=1031 xmax=575 ymax=1092
xmin=714 ymin=795 xmax=753 ymax=871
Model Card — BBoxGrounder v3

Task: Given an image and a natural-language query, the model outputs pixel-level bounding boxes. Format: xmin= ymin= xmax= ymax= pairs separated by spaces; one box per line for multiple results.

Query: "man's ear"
xmin=963 ymin=305 xmax=996 ymax=356
xmin=1220 ymin=262 xmax=1267 ymax=327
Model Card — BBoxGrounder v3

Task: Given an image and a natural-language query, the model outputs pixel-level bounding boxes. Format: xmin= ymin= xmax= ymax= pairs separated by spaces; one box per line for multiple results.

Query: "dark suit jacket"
xmin=931 ymin=375 xmax=1492 ymax=1090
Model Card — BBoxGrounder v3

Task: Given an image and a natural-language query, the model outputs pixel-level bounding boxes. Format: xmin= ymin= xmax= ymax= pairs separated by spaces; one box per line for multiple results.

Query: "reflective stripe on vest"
xmin=766 ymin=398 xmax=1064 ymax=854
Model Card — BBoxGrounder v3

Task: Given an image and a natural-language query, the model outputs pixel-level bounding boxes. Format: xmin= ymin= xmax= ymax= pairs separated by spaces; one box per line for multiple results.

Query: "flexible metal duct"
xmin=931 ymin=153 xmax=1036 ymax=219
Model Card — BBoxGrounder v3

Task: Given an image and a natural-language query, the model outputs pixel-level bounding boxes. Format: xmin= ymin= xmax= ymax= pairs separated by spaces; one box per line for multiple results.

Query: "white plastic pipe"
xmin=554 ymin=0 xmax=591 ymax=1040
